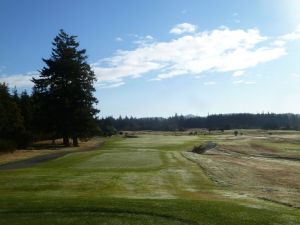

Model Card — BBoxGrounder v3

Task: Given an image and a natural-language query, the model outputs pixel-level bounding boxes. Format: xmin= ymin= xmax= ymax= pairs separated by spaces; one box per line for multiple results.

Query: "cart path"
xmin=0 ymin=141 xmax=104 ymax=170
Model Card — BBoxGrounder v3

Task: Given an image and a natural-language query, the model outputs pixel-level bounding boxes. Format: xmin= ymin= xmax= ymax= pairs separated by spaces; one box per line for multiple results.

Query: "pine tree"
xmin=0 ymin=83 xmax=24 ymax=150
xmin=32 ymin=30 xmax=99 ymax=146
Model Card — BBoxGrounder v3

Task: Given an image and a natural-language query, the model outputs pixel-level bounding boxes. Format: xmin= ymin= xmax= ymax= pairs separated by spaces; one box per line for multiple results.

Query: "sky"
xmin=1 ymin=0 xmax=300 ymax=117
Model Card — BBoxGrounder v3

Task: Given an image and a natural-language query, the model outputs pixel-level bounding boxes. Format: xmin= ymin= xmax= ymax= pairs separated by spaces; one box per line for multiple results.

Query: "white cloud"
xmin=232 ymin=70 xmax=245 ymax=77
xmin=115 ymin=37 xmax=123 ymax=42
xmin=204 ymin=81 xmax=216 ymax=85
xmin=3 ymin=24 xmax=300 ymax=88
xmin=170 ymin=23 xmax=197 ymax=34
xmin=98 ymin=81 xmax=124 ymax=89
xmin=93 ymin=26 xmax=286 ymax=85
xmin=281 ymin=25 xmax=300 ymax=41
xmin=145 ymin=35 xmax=154 ymax=40
xmin=233 ymin=80 xmax=256 ymax=85
xmin=132 ymin=35 xmax=155 ymax=45
xmin=0 ymin=72 xmax=38 ymax=87
xmin=273 ymin=25 xmax=300 ymax=46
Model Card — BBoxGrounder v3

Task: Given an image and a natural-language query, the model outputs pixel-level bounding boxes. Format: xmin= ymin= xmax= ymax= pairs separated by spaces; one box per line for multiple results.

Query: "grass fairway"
xmin=0 ymin=133 xmax=300 ymax=224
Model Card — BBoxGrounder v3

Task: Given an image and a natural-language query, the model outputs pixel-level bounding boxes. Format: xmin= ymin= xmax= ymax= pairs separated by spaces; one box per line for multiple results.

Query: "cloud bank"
xmin=2 ymin=23 xmax=300 ymax=88
xmin=93 ymin=24 xmax=297 ymax=86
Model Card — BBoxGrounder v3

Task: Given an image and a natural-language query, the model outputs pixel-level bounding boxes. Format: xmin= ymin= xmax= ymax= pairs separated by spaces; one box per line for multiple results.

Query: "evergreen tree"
xmin=0 ymin=83 xmax=24 ymax=150
xmin=32 ymin=30 xmax=99 ymax=146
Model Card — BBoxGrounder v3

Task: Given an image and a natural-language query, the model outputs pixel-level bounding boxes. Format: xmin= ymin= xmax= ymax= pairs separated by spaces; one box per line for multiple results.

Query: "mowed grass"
xmin=0 ymin=134 xmax=299 ymax=224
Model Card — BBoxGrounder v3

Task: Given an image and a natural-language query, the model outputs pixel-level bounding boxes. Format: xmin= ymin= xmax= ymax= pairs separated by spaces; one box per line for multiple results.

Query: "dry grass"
xmin=184 ymin=132 xmax=300 ymax=208
xmin=0 ymin=137 xmax=104 ymax=165
xmin=0 ymin=150 xmax=54 ymax=165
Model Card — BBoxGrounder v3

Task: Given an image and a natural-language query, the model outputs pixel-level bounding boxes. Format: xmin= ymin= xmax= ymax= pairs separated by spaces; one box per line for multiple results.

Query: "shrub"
xmin=192 ymin=142 xmax=217 ymax=154
xmin=0 ymin=139 xmax=16 ymax=152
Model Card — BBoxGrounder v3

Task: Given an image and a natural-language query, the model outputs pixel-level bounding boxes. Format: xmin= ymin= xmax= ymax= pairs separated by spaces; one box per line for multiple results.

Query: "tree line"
xmin=0 ymin=30 xmax=99 ymax=151
xmin=100 ymin=113 xmax=300 ymax=133
xmin=2 ymin=30 xmax=300 ymax=151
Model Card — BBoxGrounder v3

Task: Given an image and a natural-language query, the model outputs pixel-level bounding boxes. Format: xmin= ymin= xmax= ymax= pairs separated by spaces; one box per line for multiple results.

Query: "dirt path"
xmin=0 ymin=141 xmax=104 ymax=170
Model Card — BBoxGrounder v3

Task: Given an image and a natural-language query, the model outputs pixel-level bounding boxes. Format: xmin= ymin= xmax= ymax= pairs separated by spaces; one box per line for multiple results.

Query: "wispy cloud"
xmin=3 ymin=24 xmax=300 ymax=88
xmin=0 ymin=71 xmax=38 ymax=87
xmin=233 ymin=80 xmax=256 ymax=85
xmin=133 ymin=35 xmax=154 ymax=45
xmin=170 ymin=23 xmax=197 ymax=34
xmin=232 ymin=12 xmax=241 ymax=24
xmin=204 ymin=81 xmax=216 ymax=85
xmin=115 ymin=37 xmax=123 ymax=42
xmin=98 ymin=81 xmax=124 ymax=89
xmin=273 ymin=25 xmax=300 ymax=47
xmin=232 ymin=70 xmax=245 ymax=77
xmin=93 ymin=26 xmax=290 ymax=85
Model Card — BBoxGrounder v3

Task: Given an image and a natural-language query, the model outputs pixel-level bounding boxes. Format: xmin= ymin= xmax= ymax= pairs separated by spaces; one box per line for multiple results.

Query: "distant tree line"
xmin=100 ymin=113 xmax=300 ymax=132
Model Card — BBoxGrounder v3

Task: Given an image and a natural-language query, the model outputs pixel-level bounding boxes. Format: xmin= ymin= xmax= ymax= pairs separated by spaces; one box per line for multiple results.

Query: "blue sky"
xmin=1 ymin=0 xmax=300 ymax=117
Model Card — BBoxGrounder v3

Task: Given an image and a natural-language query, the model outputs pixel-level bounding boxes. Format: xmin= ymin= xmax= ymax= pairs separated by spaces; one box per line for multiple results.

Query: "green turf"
xmin=0 ymin=134 xmax=299 ymax=224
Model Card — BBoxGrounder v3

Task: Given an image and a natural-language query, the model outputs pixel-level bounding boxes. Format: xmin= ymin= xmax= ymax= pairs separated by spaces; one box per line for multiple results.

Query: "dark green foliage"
xmin=0 ymin=83 xmax=31 ymax=150
xmin=102 ymin=113 xmax=300 ymax=131
xmin=32 ymin=30 xmax=99 ymax=146
xmin=0 ymin=139 xmax=16 ymax=151
xmin=98 ymin=117 xmax=117 ymax=136
xmin=234 ymin=130 xmax=238 ymax=136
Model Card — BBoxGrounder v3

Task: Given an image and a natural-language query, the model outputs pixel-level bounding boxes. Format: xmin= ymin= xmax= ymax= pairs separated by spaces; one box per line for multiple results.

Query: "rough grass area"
xmin=0 ymin=150 xmax=53 ymax=165
xmin=0 ymin=137 xmax=104 ymax=166
xmin=184 ymin=130 xmax=300 ymax=209
xmin=0 ymin=132 xmax=299 ymax=224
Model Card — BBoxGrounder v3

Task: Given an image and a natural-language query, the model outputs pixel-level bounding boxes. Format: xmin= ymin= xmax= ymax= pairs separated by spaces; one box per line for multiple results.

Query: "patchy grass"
xmin=184 ymin=131 xmax=300 ymax=209
xmin=0 ymin=133 xmax=299 ymax=224
xmin=0 ymin=150 xmax=53 ymax=165
xmin=0 ymin=137 xmax=104 ymax=166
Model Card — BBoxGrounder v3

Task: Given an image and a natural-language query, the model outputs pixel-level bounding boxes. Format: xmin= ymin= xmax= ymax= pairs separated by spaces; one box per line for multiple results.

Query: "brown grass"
xmin=0 ymin=150 xmax=53 ymax=165
xmin=183 ymin=133 xmax=300 ymax=208
xmin=0 ymin=137 xmax=104 ymax=165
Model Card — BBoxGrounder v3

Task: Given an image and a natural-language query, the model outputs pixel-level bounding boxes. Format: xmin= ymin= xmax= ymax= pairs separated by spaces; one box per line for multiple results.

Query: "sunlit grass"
xmin=0 ymin=133 xmax=299 ymax=224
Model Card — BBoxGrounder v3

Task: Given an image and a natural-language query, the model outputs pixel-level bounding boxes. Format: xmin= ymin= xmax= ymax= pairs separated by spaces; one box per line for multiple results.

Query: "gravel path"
xmin=0 ymin=142 xmax=104 ymax=170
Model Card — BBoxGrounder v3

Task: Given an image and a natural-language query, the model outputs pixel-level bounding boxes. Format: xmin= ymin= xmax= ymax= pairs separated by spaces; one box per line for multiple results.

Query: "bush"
xmin=192 ymin=142 xmax=217 ymax=154
xmin=0 ymin=139 xmax=16 ymax=152
xmin=15 ymin=131 xmax=32 ymax=149
xmin=234 ymin=130 xmax=238 ymax=136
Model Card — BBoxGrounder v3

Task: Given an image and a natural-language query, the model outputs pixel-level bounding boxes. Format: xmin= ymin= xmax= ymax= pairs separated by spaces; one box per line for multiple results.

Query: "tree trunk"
xmin=51 ymin=139 xmax=56 ymax=149
xmin=63 ymin=136 xmax=70 ymax=147
xmin=72 ymin=136 xmax=79 ymax=147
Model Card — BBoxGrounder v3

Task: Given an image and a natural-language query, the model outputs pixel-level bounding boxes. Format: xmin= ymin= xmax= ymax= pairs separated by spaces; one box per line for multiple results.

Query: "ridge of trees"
xmin=100 ymin=113 xmax=300 ymax=133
